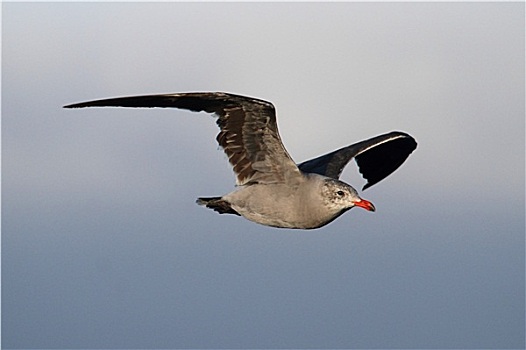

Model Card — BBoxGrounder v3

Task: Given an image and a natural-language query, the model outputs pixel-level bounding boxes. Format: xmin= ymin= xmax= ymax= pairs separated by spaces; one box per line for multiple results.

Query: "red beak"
xmin=353 ymin=198 xmax=376 ymax=212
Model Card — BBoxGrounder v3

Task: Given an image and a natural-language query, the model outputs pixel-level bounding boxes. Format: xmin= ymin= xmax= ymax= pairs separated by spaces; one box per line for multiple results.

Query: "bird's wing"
xmin=297 ymin=131 xmax=417 ymax=190
xmin=64 ymin=92 xmax=302 ymax=186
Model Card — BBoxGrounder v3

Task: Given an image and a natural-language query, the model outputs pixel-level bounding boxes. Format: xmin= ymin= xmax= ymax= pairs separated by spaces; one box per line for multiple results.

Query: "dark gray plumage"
xmin=64 ymin=92 xmax=417 ymax=229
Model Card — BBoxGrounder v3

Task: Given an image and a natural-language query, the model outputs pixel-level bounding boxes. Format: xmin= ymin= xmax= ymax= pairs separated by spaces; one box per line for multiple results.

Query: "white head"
xmin=321 ymin=178 xmax=376 ymax=214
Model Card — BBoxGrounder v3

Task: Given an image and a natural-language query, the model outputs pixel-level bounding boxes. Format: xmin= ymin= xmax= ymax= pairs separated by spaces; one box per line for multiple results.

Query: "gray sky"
xmin=2 ymin=2 xmax=524 ymax=349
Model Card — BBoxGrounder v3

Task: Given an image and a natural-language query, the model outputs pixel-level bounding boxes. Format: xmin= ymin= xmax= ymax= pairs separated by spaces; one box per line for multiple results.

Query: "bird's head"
xmin=321 ymin=178 xmax=376 ymax=214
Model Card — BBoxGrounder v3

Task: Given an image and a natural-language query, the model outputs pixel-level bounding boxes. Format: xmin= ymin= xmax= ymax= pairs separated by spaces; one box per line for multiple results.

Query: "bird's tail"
xmin=196 ymin=197 xmax=240 ymax=216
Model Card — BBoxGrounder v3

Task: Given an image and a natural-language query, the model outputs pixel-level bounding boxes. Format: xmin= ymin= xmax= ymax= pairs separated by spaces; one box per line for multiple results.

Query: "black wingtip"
xmin=63 ymin=103 xmax=83 ymax=109
xmin=63 ymin=100 xmax=111 ymax=108
xmin=357 ymin=133 xmax=417 ymax=191
xmin=63 ymin=100 xmax=121 ymax=109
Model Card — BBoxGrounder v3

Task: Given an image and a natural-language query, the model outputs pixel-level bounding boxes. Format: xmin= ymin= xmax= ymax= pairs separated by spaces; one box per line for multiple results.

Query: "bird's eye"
xmin=336 ymin=190 xmax=345 ymax=197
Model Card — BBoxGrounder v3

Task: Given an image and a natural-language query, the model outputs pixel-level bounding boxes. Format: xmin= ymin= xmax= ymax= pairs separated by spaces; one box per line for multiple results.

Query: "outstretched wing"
xmin=298 ymin=131 xmax=417 ymax=190
xmin=64 ymin=92 xmax=302 ymax=186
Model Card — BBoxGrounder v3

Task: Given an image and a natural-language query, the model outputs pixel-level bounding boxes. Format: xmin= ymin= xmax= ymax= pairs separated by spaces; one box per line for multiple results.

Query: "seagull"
xmin=64 ymin=92 xmax=417 ymax=229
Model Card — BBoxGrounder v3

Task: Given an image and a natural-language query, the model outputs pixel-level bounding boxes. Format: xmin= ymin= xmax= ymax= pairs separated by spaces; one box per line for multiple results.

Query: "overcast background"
xmin=2 ymin=2 xmax=524 ymax=349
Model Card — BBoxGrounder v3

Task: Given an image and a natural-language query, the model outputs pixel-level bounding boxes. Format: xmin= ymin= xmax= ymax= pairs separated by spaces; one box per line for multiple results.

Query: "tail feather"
xmin=196 ymin=197 xmax=240 ymax=216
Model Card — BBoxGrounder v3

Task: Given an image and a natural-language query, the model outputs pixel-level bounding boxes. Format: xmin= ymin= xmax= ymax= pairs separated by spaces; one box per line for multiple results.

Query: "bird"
xmin=64 ymin=92 xmax=417 ymax=229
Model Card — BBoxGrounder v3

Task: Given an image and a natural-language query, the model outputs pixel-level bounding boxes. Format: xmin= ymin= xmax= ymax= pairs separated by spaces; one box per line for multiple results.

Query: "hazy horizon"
xmin=3 ymin=2 xmax=524 ymax=348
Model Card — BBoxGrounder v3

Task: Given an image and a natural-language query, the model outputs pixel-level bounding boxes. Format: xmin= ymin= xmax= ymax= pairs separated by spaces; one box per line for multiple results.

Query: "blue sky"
xmin=2 ymin=2 xmax=524 ymax=349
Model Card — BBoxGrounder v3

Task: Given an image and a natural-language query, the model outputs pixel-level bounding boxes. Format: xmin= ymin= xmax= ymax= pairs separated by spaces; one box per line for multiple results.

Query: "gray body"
xmin=222 ymin=173 xmax=358 ymax=229
xmin=64 ymin=92 xmax=417 ymax=229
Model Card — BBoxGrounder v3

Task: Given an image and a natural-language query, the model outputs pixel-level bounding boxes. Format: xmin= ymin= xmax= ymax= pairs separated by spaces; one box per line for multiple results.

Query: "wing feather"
xmin=64 ymin=92 xmax=302 ymax=186
xmin=298 ymin=131 xmax=417 ymax=190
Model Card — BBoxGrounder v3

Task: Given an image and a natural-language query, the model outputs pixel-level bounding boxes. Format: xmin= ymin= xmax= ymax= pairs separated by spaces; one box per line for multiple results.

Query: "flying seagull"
xmin=64 ymin=92 xmax=417 ymax=229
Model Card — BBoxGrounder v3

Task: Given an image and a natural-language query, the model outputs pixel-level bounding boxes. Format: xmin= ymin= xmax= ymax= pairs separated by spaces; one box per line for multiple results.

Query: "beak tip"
xmin=354 ymin=199 xmax=375 ymax=212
